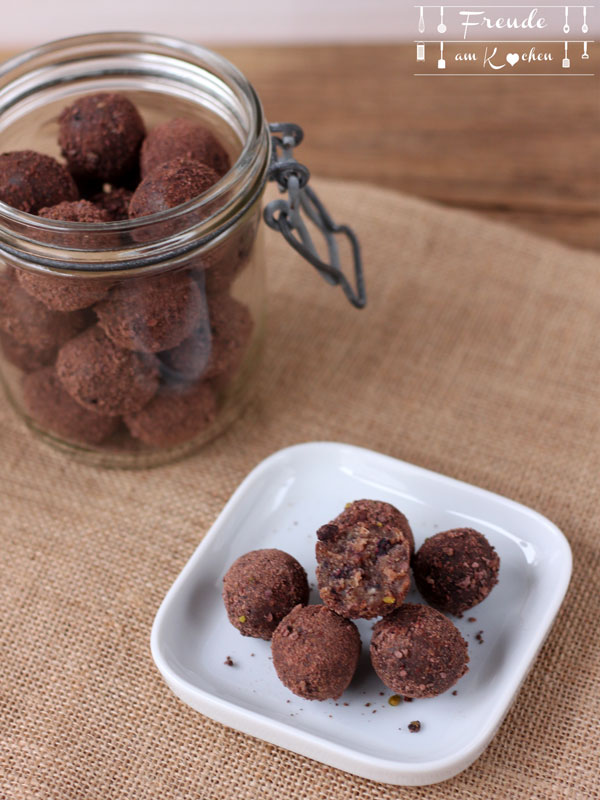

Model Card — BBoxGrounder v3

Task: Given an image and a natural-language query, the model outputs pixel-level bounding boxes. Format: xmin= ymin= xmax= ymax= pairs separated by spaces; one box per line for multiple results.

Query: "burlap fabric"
xmin=1 ymin=178 xmax=599 ymax=799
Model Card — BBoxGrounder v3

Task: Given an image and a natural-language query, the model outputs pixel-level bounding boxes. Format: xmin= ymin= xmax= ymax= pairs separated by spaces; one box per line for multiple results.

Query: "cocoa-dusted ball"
xmin=128 ymin=157 xmax=219 ymax=218
xmin=17 ymin=269 xmax=110 ymax=313
xmin=204 ymin=294 xmax=253 ymax=379
xmin=15 ymin=201 xmax=113 ymax=312
xmin=124 ymin=380 xmax=216 ymax=447
xmin=23 ymin=367 xmax=120 ymax=446
xmin=156 ymin=293 xmax=252 ymax=385
xmin=95 ymin=270 xmax=207 ymax=353
xmin=56 ymin=325 xmax=159 ymax=416
xmin=413 ymin=528 xmax=500 ymax=616
xmin=334 ymin=499 xmax=415 ymax=556
xmin=140 ymin=118 xmax=230 ymax=179
xmin=0 ymin=272 xmax=88 ymax=352
xmin=272 ymin=605 xmax=360 ymax=700
xmin=0 ymin=330 xmax=56 ymax=372
xmin=370 ymin=604 xmax=469 ymax=698
xmin=38 ymin=199 xmax=112 ymax=224
xmin=159 ymin=320 xmax=212 ymax=383
xmin=223 ymin=549 xmax=309 ymax=640
xmin=316 ymin=502 xmax=412 ymax=619
xmin=58 ymin=93 xmax=145 ymax=183
xmin=0 ymin=150 xmax=78 ymax=213
xmin=91 ymin=187 xmax=132 ymax=221
xmin=196 ymin=216 xmax=258 ymax=295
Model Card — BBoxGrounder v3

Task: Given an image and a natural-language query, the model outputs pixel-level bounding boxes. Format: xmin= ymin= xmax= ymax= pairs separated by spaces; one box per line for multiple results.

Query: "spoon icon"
xmin=438 ymin=6 xmax=447 ymax=34
xmin=582 ymin=7 xmax=588 ymax=34
xmin=563 ymin=6 xmax=570 ymax=34
xmin=419 ymin=6 xmax=425 ymax=34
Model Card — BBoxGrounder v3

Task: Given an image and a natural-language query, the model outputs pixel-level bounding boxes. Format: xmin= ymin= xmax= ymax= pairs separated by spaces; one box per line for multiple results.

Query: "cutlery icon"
xmin=419 ymin=6 xmax=425 ymax=34
xmin=438 ymin=41 xmax=446 ymax=69
xmin=562 ymin=41 xmax=570 ymax=68
xmin=438 ymin=6 xmax=447 ymax=34
xmin=582 ymin=7 xmax=589 ymax=33
xmin=582 ymin=41 xmax=590 ymax=59
xmin=563 ymin=6 xmax=570 ymax=34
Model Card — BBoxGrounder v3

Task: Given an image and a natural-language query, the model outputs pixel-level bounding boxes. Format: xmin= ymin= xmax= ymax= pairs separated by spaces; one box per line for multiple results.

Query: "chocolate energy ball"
xmin=95 ymin=270 xmax=206 ymax=353
xmin=272 ymin=605 xmax=361 ymax=700
xmin=91 ymin=187 xmax=133 ymax=221
xmin=58 ymin=93 xmax=145 ymax=183
xmin=316 ymin=505 xmax=412 ymax=619
xmin=38 ymin=199 xmax=112 ymax=224
xmin=140 ymin=118 xmax=230 ymax=179
xmin=56 ymin=325 xmax=159 ymax=416
xmin=370 ymin=604 xmax=469 ymax=698
xmin=223 ymin=549 xmax=309 ymax=640
xmin=0 ymin=272 xmax=88 ymax=352
xmin=14 ymin=201 xmax=112 ymax=312
xmin=205 ymin=294 xmax=253 ymax=379
xmin=124 ymin=380 xmax=216 ymax=447
xmin=159 ymin=319 xmax=212 ymax=383
xmin=129 ymin=157 xmax=220 ymax=218
xmin=23 ymin=367 xmax=120 ymax=446
xmin=0 ymin=330 xmax=56 ymax=372
xmin=160 ymin=293 xmax=253 ymax=385
xmin=202 ymin=221 xmax=257 ymax=295
xmin=0 ymin=150 xmax=78 ymax=213
xmin=334 ymin=499 xmax=415 ymax=556
xmin=412 ymin=528 xmax=500 ymax=616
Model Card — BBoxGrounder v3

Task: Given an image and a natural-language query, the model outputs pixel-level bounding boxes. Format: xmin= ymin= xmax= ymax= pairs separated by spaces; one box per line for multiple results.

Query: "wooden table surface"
xmin=1 ymin=44 xmax=598 ymax=251
xmin=218 ymin=44 xmax=600 ymax=252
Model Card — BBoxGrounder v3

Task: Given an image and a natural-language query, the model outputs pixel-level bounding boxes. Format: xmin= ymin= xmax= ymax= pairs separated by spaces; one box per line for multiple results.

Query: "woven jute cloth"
xmin=1 ymin=178 xmax=599 ymax=799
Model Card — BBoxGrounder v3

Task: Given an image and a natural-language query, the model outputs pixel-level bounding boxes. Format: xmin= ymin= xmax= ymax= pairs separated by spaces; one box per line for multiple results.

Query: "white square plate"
xmin=151 ymin=442 xmax=572 ymax=786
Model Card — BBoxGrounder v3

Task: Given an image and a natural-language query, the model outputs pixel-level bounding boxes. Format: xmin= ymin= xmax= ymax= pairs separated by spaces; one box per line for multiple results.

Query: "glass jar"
xmin=0 ymin=33 xmax=270 ymax=467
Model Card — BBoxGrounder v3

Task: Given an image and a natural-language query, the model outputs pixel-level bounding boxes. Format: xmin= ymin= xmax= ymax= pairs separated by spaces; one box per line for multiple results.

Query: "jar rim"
xmin=0 ymin=32 xmax=270 ymax=273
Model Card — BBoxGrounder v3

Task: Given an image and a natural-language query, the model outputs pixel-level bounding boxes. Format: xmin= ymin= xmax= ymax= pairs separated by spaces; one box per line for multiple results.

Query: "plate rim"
xmin=150 ymin=441 xmax=573 ymax=785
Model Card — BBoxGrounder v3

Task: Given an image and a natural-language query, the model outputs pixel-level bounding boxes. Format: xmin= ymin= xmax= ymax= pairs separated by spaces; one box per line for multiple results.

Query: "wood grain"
xmin=0 ymin=44 xmax=598 ymax=250
xmin=217 ymin=44 xmax=600 ymax=251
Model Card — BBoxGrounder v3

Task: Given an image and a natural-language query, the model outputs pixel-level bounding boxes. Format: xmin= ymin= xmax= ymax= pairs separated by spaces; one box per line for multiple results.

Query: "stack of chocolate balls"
xmin=222 ymin=500 xmax=500 ymax=702
xmin=0 ymin=93 xmax=255 ymax=449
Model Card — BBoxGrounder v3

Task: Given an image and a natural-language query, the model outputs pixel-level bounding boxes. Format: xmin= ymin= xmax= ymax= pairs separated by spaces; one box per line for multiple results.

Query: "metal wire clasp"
xmin=264 ymin=122 xmax=366 ymax=309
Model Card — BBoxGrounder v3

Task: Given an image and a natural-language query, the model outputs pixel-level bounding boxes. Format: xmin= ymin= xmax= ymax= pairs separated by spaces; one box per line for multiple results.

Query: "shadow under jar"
xmin=0 ymin=33 xmax=270 ymax=467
